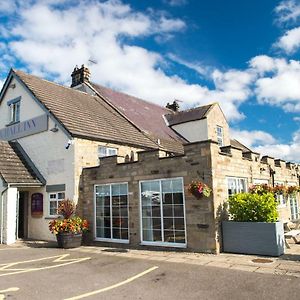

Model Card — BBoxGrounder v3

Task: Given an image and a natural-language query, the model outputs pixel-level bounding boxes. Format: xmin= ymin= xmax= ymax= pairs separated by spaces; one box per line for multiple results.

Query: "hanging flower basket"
xmin=188 ymin=181 xmax=212 ymax=199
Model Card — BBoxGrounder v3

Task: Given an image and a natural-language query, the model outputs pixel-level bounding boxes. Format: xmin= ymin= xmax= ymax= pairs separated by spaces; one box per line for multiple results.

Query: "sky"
xmin=0 ymin=0 xmax=300 ymax=161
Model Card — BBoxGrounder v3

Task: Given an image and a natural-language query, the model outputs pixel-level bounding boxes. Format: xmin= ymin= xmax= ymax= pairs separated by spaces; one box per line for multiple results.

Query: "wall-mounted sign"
xmin=0 ymin=114 xmax=48 ymax=141
xmin=31 ymin=193 xmax=43 ymax=217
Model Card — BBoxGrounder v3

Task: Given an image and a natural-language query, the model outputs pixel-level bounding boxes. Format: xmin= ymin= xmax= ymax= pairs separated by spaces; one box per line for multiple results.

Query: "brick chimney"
xmin=71 ymin=64 xmax=91 ymax=87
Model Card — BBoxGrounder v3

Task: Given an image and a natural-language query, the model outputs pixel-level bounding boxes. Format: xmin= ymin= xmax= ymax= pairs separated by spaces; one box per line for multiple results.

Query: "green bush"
xmin=228 ymin=192 xmax=278 ymax=223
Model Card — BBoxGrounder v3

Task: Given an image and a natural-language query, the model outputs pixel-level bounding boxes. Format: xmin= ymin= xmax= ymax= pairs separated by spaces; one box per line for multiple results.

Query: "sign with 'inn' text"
xmin=0 ymin=114 xmax=48 ymax=141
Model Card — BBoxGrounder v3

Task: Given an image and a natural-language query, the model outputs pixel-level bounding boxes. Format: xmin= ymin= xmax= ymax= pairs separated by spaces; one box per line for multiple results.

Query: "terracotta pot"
xmin=56 ymin=232 xmax=82 ymax=249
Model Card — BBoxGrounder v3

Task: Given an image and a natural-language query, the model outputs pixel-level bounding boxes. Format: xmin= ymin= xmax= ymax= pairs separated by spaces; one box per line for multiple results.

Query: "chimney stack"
xmin=166 ymin=100 xmax=180 ymax=112
xmin=71 ymin=64 xmax=91 ymax=87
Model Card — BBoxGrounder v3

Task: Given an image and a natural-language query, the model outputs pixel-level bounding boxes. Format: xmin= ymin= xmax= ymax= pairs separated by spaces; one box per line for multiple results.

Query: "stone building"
xmin=0 ymin=65 xmax=299 ymax=253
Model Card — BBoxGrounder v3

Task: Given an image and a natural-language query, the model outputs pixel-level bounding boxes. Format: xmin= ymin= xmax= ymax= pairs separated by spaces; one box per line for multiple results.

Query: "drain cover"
xmin=252 ymin=258 xmax=273 ymax=264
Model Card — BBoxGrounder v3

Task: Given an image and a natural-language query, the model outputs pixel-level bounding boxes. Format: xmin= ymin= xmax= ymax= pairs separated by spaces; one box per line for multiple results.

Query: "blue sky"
xmin=0 ymin=0 xmax=300 ymax=161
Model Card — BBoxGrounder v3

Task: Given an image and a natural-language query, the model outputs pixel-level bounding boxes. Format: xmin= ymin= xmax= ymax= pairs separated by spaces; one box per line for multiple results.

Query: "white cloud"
xmin=167 ymin=53 xmax=210 ymax=77
xmin=275 ymin=0 xmax=300 ymax=24
xmin=0 ymin=0 xmax=254 ymax=121
xmin=251 ymin=56 xmax=300 ymax=111
xmin=293 ymin=116 xmax=300 ymax=121
xmin=163 ymin=0 xmax=188 ymax=7
xmin=230 ymin=129 xmax=276 ymax=148
xmin=275 ymin=26 xmax=300 ymax=54
xmin=253 ymin=130 xmax=300 ymax=162
xmin=231 ymin=128 xmax=300 ymax=163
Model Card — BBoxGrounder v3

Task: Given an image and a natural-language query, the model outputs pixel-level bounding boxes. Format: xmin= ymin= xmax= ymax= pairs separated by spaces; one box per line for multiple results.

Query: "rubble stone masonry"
xmin=79 ymin=140 xmax=300 ymax=254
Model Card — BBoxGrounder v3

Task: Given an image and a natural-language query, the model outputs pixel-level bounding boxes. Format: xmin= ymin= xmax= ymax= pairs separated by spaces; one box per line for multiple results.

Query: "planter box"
xmin=222 ymin=221 xmax=284 ymax=257
xmin=56 ymin=232 xmax=82 ymax=249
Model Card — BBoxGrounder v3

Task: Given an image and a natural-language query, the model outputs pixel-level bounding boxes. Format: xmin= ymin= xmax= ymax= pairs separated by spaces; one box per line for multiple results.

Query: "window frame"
xmin=274 ymin=181 xmax=287 ymax=207
xmin=139 ymin=177 xmax=187 ymax=248
xmin=98 ymin=146 xmax=118 ymax=159
xmin=48 ymin=191 xmax=65 ymax=217
xmin=216 ymin=125 xmax=224 ymax=146
xmin=94 ymin=182 xmax=129 ymax=244
xmin=8 ymin=100 xmax=21 ymax=124
xmin=227 ymin=177 xmax=248 ymax=197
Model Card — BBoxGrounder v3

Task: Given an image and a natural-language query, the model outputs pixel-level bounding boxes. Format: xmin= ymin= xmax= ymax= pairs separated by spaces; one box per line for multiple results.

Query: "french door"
xmin=140 ymin=178 xmax=186 ymax=247
xmin=95 ymin=183 xmax=129 ymax=243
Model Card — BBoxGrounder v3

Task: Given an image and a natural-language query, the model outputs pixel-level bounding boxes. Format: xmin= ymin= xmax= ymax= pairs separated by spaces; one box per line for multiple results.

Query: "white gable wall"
xmin=171 ymin=119 xmax=208 ymax=142
xmin=0 ymin=75 xmax=75 ymax=241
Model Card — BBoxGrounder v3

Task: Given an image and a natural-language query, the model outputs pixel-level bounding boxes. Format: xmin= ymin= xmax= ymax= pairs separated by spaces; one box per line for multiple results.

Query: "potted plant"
xmin=49 ymin=199 xmax=89 ymax=249
xmin=222 ymin=191 xmax=284 ymax=256
xmin=188 ymin=180 xmax=212 ymax=199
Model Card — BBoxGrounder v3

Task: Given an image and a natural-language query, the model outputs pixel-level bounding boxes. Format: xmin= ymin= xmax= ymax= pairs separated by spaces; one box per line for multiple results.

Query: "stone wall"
xmin=79 ymin=140 xmax=300 ymax=254
xmin=211 ymin=143 xmax=300 ymax=252
xmin=74 ymin=138 xmax=146 ymax=201
xmin=79 ymin=141 xmax=217 ymax=253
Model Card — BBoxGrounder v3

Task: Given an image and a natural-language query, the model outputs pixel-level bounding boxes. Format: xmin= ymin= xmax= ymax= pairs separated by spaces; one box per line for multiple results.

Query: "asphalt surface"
xmin=0 ymin=247 xmax=299 ymax=300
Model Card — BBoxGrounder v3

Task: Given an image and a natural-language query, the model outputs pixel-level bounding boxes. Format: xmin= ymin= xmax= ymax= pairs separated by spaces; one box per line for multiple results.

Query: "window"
xmin=227 ymin=177 xmax=247 ymax=196
xmin=253 ymin=179 xmax=269 ymax=185
xmin=95 ymin=183 xmax=129 ymax=242
xmin=290 ymin=194 xmax=299 ymax=220
xmin=49 ymin=192 xmax=65 ymax=216
xmin=274 ymin=181 xmax=286 ymax=207
xmin=216 ymin=126 xmax=224 ymax=146
xmin=287 ymin=182 xmax=299 ymax=219
xmin=8 ymin=100 xmax=20 ymax=124
xmin=140 ymin=178 xmax=186 ymax=247
xmin=98 ymin=146 xmax=117 ymax=158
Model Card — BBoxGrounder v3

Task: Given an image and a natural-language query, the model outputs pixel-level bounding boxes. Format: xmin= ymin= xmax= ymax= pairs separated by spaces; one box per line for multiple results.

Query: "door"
xmin=290 ymin=195 xmax=299 ymax=221
xmin=17 ymin=192 xmax=29 ymax=239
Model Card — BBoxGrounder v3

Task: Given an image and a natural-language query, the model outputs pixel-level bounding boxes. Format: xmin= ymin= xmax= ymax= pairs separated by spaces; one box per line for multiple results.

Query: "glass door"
xmin=95 ymin=183 xmax=129 ymax=242
xmin=140 ymin=178 xmax=186 ymax=247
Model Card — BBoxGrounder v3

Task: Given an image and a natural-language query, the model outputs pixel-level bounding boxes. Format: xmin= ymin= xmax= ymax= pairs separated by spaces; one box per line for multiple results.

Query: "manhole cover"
xmin=102 ymin=248 xmax=128 ymax=253
xmin=252 ymin=258 xmax=273 ymax=264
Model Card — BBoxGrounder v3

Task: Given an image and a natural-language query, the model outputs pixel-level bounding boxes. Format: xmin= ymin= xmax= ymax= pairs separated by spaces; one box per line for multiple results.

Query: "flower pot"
xmin=56 ymin=232 xmax=82 ymax=249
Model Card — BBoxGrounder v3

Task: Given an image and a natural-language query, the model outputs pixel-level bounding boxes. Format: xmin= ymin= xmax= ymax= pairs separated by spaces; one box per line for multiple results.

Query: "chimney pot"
xmin=71 ymin=64 xmax=91 ymax=88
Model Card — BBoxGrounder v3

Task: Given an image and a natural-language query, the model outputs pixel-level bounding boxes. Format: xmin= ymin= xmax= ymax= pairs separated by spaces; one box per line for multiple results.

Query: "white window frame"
xmin=94 ymin=182 xmax=129 ymax=244
xmin=98 ymin=146 xmax=117 ymax=159
xmin=216 ymin=125 xmax=224 ymax=146
xmin=274 ymin=181 xmax=287 ymax=207
xmin=48 ymin=191 xmax=65 ymax=217
xmin=9 ymin=101 xmax=20 ymax=124
xmin=287 ymin=182 xmax=299 ymax=219
xmin=227 ymin=177 xmax=248 ymax=197
xmin=253 ymin=179 xmax=269 ymax=185
xmin=139 ymin=177 xmax=187 ymax=248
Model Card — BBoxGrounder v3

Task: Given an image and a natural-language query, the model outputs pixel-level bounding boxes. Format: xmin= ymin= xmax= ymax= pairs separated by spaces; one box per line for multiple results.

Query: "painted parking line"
xmin=65 ymin=266 xmax=159 ymax=300
xmin=0 ymin=254 xmax=90 ymax=277
xmin=0 ymin=287 xmax=19 ymax=300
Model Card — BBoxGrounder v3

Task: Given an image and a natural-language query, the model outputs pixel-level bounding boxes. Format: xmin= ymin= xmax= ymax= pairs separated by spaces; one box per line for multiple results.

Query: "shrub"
xmin=228 ymin=192 xmax=278 ymax=223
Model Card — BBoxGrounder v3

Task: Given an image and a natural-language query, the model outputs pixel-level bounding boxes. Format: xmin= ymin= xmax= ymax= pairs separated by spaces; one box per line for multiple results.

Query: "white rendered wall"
xmin=0 ymin=178 xmax=5 ymax=243
xmin=172 ymin=119 xmax=208 ymax=142
xmin=2 ymin=187 xmax=18 ymax=244
xmin=0 ymin=76 xmax=74 ymax=241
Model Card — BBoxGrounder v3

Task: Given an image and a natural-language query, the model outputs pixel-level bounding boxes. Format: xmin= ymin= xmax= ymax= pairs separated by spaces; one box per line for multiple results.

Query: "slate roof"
xmin=0 ymin=141 xmax=43 ymax=185
xmin=13 ymin=70 xmax=159 ymax=150
xmin=230 ymin=139 xmax=252 ymax=152
xmin=164 ymin=104 xmax=214 ymax=126
xmin=90 ymin=83 xmax=185 ymax=153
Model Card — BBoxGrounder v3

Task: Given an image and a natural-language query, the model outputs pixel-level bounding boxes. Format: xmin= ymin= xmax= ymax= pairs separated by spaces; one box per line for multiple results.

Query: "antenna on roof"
xmin=88 ymin=59 xmax=98 ymax=65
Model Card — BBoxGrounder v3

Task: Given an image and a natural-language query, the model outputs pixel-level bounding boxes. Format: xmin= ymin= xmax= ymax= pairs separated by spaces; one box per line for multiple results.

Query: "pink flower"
xmin=197 ymin=185 xmax=203 ymax=193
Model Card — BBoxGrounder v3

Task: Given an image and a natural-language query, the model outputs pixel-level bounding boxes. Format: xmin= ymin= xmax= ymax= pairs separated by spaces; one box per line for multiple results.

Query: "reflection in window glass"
xmin=95 ymin=183 xmax=128 ymax=241
xmin=227 ymin=177 xmax=247 ymax=196
xmin=140 ymin=178 xmax=186 ymax=246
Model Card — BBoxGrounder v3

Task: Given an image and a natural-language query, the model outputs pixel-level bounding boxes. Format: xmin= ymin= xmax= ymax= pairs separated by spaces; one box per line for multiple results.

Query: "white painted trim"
xmin=140 ymin=241 xmax=186 ymax=248
xmin=94 ymin=238 xmax=129 ymax=244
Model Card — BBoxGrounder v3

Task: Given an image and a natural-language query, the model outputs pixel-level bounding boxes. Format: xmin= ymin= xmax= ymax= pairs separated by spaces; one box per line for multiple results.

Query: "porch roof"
xmin=0 ymin=141 xmax=45 ymax=186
